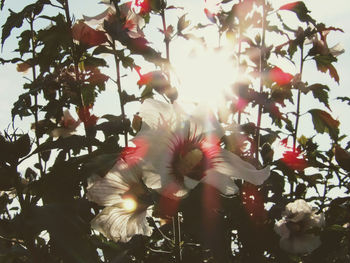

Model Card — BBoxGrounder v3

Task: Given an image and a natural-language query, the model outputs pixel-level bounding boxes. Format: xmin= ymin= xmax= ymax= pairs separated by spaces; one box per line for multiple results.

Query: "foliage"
xmin=0 ymin=0 xmax=349 ymax=262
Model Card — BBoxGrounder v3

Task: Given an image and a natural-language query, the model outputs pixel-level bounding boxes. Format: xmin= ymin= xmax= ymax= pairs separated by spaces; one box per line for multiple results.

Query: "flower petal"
xmin=91 ymin=205 xmax=152 ymax=242
xmin=274 ymin=218 xmax=290 ymax=239
xmin=87 ymin=166 xmax=138 ymax=206
xmin=202 ymin=169 xmax=238 ymax=195
xmin=139 ymin=99 xmax=179 ymax=130
xmin=284 ymin=199 xmax=312 ymax=222
xmin=280 ymin=234 xmax=321 ymax=254
xmin=217 ymin=149 xmax=270 ymax=185
xmin=83 ymin=7 xmax=115 ymax=26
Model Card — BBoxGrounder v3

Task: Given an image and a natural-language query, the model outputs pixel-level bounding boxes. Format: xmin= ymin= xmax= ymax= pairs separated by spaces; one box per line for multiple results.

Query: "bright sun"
xmin=172 ymin=44 xmax=237 ymax=110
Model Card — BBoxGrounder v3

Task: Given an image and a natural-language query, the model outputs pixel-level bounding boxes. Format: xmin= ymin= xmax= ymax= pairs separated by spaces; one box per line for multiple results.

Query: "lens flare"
xmin=173 ymin=46 xmax=237 ymax=110
xmin=122 ymin=198 xmax=137 ymax=212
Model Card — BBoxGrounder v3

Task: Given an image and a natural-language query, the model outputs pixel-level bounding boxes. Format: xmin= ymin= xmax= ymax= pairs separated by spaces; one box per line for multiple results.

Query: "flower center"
xmin=122 ymin=198 xmax=137 ymax=212
xmin=170 ymin=134 xmax=209 ymax=183
xmin=177 ymin=148 xmax=204 ymax=176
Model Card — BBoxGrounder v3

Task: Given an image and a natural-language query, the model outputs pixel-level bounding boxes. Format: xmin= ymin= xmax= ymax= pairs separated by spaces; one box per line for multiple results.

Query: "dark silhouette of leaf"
xmin=336 ymin=96 xmax=350 ymax=105
xmin=279 ymin=1 xmax=316 ymax=25
xmin=334 ymin=145 xmax=350 ymax=172
xmin=309 ymin=109 xmax=339 ymax=140
xmin=307 ymin=84 xmax=330 ymax=110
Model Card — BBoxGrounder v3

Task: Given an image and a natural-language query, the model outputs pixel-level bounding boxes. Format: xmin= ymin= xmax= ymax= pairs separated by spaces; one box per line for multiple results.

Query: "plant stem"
xmin=161 ymin=9 xmax=170 ymax=63
xmin=293 ymin=47 xmax=304 ymax=151
xmin=62 ymin=0 xmax=92 ymax=153
xmin=160 ymin=8 xmax=172 ymax=89
xmin=255 ymin=0 xmax=266 ymax=160
xmin=173 ymin=213 xmax=182 ymax=262
xmin=112 ymin=44 xmax=128 ymax=147
xmin=29 ymin=17 xmax=44 ymax=177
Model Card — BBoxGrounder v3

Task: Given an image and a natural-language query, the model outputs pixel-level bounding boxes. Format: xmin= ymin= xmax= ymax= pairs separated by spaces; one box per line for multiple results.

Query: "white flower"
xmin=133 ymin=99 xmax=270 ymax=199
xmin=50 ymin=110 xmax=80 ymax=138
xmin=305 ymin=28 xmax=345 ymax=57
xmin=274 ymin=199 xmax=325 ymax=254
xmin=87 ymin=160 xmax=154 ymax=242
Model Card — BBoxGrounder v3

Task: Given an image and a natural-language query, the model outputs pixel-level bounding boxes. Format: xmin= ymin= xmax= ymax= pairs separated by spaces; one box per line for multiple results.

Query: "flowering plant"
xmin=0 ymin=0 xmax=349 ymax=262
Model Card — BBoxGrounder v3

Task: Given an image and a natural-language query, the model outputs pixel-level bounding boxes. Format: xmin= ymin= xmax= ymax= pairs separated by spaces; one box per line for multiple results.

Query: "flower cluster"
xmin=87 ymin=99 xmax=270 ymax=242
xmin=274 ymin=199 xmax=325 ymax=254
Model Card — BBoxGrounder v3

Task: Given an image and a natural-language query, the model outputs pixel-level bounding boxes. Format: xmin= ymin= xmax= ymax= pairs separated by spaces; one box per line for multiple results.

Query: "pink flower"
xmin=71 ymin=21 xmax=108 ymax=47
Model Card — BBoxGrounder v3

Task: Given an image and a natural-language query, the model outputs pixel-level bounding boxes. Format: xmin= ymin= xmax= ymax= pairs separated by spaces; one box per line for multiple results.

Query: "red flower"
xmin=282 ymin=150 xmax=307 ymax=171
xmin=279 ymin=1 xmax=300 ymax=11
xmin=135 ymin=66 xmax=170 ymax=94
xmin=235 ymin=97 xmax=248 ymax=112
xmin=72 ymin=21 xmax=107 ymax=47
xmin=131 ymin=0 xmax=150 ymax=15
xmin=77 ymin=106 xmax=98 ymax=128
xmin=269 ymin=67 xmax=293 ymax=86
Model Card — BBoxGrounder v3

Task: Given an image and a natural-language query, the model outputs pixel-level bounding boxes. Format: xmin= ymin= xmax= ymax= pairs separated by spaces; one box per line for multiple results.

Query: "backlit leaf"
xmin=308 ymin=109 xmax=339 ymax=140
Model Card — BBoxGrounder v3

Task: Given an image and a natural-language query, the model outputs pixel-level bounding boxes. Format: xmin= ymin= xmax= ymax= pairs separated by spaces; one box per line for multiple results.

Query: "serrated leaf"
xmin=1 ymin=1 xmax=47 ymax=47
xmin=308 ymin=84 xmax=330 ymax=110
xmin=313 ymin=54 xmax=339 ymax=83
xmin=308 ymin=109 xmax=339 ymax=140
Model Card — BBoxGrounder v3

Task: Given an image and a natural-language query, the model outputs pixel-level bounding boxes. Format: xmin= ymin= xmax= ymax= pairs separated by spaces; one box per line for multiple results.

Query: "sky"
xmin=0 ymin=0 xmax=349 ymax=143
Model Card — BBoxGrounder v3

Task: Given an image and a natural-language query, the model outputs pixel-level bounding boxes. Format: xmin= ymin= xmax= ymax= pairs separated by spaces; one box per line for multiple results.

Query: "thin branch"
xmin=293 ymin=47 xmax=304 ymax=151
xmin=112 ymin=44 xmax=128 ymax=147
xmin=29 ymin=17 xmax=44 ymax=177
xmin=255 ymin=0 xmax=267 ymax=160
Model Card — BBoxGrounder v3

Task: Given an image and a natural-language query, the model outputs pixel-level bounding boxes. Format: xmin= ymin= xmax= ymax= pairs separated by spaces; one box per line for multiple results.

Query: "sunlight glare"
xmin=173 ymin=45 xmax=237 ymax=110
xmin=122 ymin=198 xmax=137 ymax=212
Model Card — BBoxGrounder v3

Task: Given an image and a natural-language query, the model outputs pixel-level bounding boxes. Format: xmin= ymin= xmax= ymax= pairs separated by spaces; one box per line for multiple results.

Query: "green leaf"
xmin=313 ymin=54 xmax=339 ymax=83
xmin=307 ymin=84 xmax=330 ymax=110
xmin=308 ymin=109 xmax=339 ymax=140
xmin=1 ymin=0 xmax=48 ymax=47
xmin=177 ymin=14 xmax=190 ymax=33
xmin=1 ymin=9 xmax=25 ymax=47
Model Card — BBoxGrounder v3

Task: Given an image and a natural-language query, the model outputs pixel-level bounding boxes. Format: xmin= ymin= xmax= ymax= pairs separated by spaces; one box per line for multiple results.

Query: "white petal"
xmin=274 ymin=219 xmax=290 ymax=239
xmin=202 ymin=170 xmax=239 ymax=195
xmin=133 ymin=129 xmax=174 ymax=188
xmin=91 ymin=206 xmax=128 ymax=241
xmin=91 ymin=205 xmax=152 ymax=243
xmin=217 ymin=149 xmax=270 ymax=185
xmin=183 ymin=176 xmax=200 ymax=189
xmin=189 ymin=104 xmax=224 ymax=138
xmin=329 ymin=43 xmax=345 ymax=57
xmin=139 ymin=99 xmax=179 ymax=130
xmin=284 ymin=199 xmax=312 ymax=222
xmin=87 ymin=170 xmax=130 ymax=206
xmin=142 ymin=167 xmax=162 ymax=189
xmin=50 ymin=127 xmax=74 ymax=138
xmin=83 ymin=7 xmax=115 ymax=26
xmin=280 ymin=234 xmax=321 ymax=254
xmin=308 ymin=211 xmax=325 ymax=228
